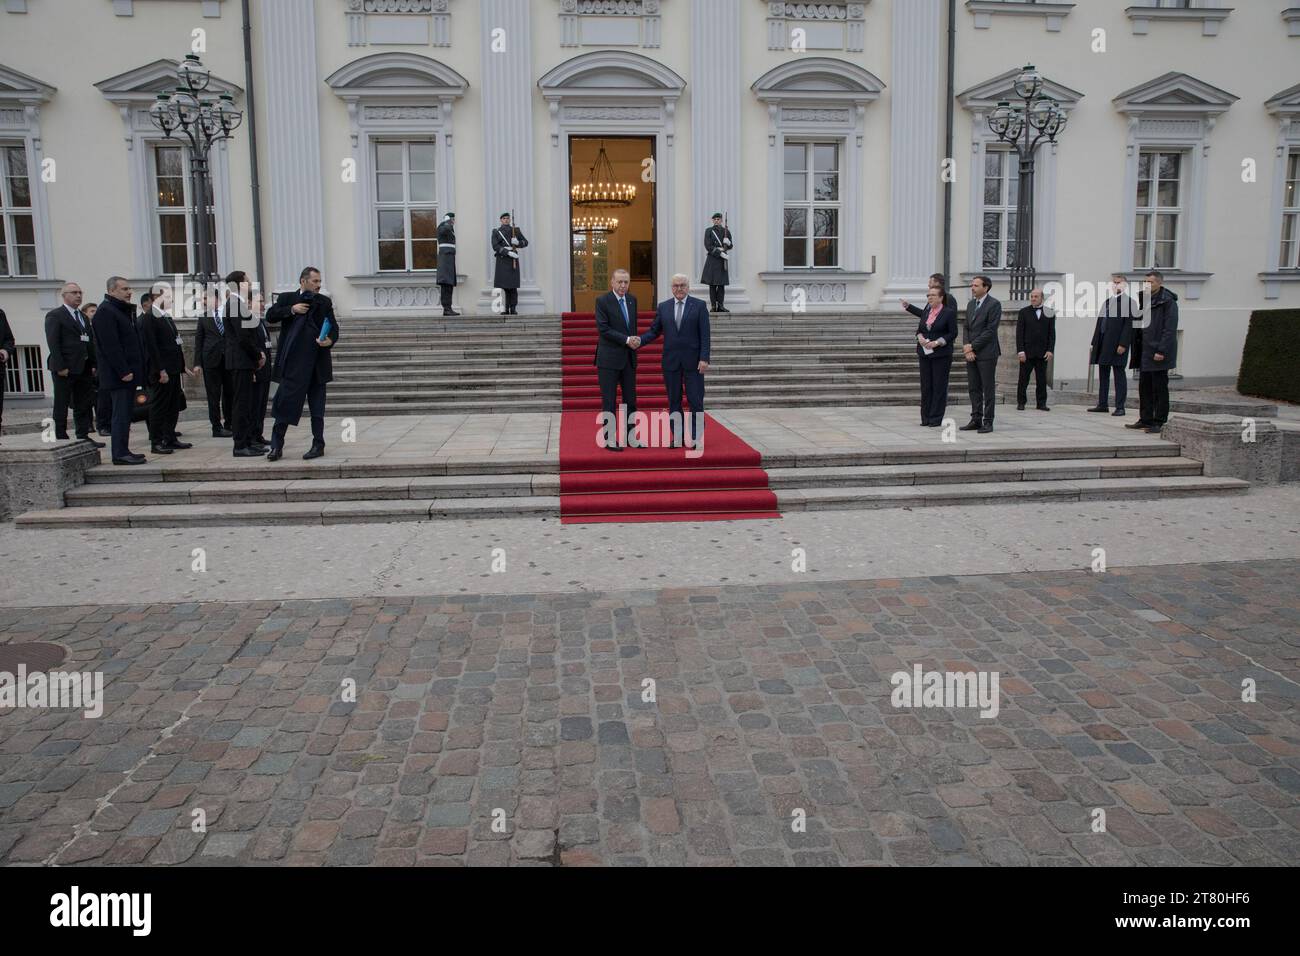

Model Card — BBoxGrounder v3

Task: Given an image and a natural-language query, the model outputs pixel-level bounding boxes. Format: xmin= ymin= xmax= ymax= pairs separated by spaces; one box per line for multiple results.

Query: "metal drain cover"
xmin=0 ymin=643 xmax=69 ymax=672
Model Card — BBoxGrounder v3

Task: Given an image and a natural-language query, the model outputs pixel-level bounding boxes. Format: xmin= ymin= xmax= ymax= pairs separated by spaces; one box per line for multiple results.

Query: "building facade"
xmin=1 ymin=0 xmax=1298 ymax=399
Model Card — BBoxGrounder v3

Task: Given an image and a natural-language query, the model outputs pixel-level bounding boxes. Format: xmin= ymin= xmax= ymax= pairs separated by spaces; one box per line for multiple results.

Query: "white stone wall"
xmin=0 ymin=0 xmax=1296 ymax=393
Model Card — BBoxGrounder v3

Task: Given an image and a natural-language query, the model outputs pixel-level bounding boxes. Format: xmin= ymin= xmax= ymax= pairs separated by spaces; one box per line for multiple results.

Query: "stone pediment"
xmin=957 ymin=68 xmax=1083 ymax=111
xmin=1113 ymin=72 xmax=1238 ymax=116
xmin=751 ymin=57 xmax=885 ymax=105
xmin=94 ymin=59 xmax=242 ymax=105
xmin=325 ymin=52 xmax=469 ymax=99
xmin=0 ymin=64 xmax=56 ymax=105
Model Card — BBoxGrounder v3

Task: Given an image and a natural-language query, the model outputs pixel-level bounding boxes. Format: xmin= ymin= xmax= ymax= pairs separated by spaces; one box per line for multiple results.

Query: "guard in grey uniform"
xmin=436 ymin=212 xmax=459 ymax=317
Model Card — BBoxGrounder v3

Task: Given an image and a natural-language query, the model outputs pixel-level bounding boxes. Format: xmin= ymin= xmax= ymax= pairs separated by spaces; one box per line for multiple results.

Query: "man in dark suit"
xmin=1015 ymin=288 xmax=1056 ymax=412
xmin=92 ymin=277 xmax=147 ymax=465
xmin=1135 ymin=269 xmax=1179 ymax=435
xmin=43 ymin=282 xmax=104 ymax=447
xmin=1089 ymin=274 xmax=1137 ymax=417
xmin=265 ymin=266 xmax=339 ymax=461
xmin=138 ymin=286 xmax=191 ymax=455
xmin=961 ymin=275 xmax=1002 ymax=434
xmin=594 ymin=269 xmax=640 ymax=452
xmin=250 ymin=292 xmax=273 ymax=446
xmin=221 ymin=271 xmax=267 ymax=458
xmin=0 ymin=306 xmax=15 ymax=441
xmin=640 ymin=274 xmax=711 ymax=448
xmin=82 ymin=303 xmax=113 ymax=436
xmin=930 ymin=273 xmax=959 ymax=312
xmin=192 ymin=292 xmax=234 ymax=438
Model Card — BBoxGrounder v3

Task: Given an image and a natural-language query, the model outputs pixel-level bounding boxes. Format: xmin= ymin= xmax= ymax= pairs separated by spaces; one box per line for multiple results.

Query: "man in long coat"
xmin=265 ymin=267 xmax=339 ymax=461
xmin=491 ymin=213 xmax=529 ymax=316
xmin=436 ymin=212 xmax=460 ymax=317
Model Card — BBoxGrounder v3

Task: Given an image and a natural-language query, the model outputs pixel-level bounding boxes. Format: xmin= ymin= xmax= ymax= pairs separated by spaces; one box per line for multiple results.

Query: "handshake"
xmin=626 ymin=336 xmax=642 ymax=349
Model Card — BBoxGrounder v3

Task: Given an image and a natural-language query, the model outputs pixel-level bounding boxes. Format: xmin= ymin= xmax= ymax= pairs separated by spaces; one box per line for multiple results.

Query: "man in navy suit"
xmin=641 ymin=274 xmax=711 ymax=449
xmin=594 ymin=269 xmax=640 ymax=452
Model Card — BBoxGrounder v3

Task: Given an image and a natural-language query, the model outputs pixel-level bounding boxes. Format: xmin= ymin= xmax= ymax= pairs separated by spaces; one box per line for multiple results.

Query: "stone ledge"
xmin=0 ymin=435 xmax=102 ymax=521
xmin=1161 ymin=414 xmax=1282 ymax=485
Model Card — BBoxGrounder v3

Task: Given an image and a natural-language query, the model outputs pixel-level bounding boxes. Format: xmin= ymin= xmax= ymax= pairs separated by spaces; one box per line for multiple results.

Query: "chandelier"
xmin=572 ymin=215 xmax=619 ymax=235
xmin=571 ymin=141 xmax=636 ymax=209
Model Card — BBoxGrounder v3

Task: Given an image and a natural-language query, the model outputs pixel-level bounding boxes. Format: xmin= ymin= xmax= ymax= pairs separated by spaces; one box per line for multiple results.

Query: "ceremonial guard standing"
xmin=491 ymin=213 xmax=529 ymax=316
xmin=701 ymin=213 xmax=733 ymax=314
xmin=436 ymin=212 xmax=460 ymax=317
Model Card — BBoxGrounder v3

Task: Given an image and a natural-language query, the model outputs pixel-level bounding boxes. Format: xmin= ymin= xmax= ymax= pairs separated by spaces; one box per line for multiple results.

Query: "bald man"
xmin=44 ymin=282 xmax=104 ymax=446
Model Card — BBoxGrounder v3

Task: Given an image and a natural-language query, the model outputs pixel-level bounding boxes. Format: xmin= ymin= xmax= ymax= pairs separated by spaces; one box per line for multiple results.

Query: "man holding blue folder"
xmin=265 ymin=267 xmax=339 ymax=462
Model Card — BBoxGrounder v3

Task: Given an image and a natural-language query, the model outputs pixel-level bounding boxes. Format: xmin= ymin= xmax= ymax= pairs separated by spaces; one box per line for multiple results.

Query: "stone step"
xmin=326 ymin=382 xmax=963 ymax=401
xmin=332 ymin=362 xmax=928 ymax=380
xmin=327 ymin=371 xmax=934 ymax=389
xmin=21 ymin=474 xmax=1247 ymax=528
xmin=63 ymin=457 xmax=1207 ymax=509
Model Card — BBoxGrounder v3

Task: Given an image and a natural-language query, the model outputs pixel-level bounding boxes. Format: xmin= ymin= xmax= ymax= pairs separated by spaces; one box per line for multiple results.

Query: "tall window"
xmin=374 ymin=140 xmax=437 ymax=272
xmin=981 ymin=147 xmax=1019 ymax=270
xmin=4 ymin=345 xmax=46 ymax=394
xmin=783 ymin=141 xmax=840 ymax=268
xmin=0 ymin=144 xmax=36 ymax=278
xmin=1134 ymin=150 xmax=1182 ymax=270
xmin=1281 ymin=151 xmax=1299 ymax=270
xmin=151 ymin=144 xmax=215 ymax=276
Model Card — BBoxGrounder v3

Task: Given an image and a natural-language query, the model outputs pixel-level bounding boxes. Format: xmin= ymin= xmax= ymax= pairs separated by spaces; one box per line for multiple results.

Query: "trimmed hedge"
xmin=1237 ymin=309 xmax=1300 ymax=404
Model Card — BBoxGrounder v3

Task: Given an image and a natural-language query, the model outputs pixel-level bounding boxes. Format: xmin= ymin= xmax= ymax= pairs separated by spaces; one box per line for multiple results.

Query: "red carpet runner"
xmin=558 ymin=311 xmax=780 ymax=524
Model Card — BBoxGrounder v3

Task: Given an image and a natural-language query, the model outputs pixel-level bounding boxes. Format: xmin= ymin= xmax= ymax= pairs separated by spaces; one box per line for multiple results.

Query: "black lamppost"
xmin=987 ymin=64 xmax=1067 ymax=301
xmin=148 ymin=54 xmax=243 ymax=285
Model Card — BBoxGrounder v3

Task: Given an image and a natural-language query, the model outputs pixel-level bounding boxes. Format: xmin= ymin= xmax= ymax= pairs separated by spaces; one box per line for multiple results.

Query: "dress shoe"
xmin=1125 ymin=421 xmax=1151 ymax=430
xmin=303 ymin=442 xmax=326 ymax=461
xmin=97 ymin=428 xmax=111 ymax=437
xmin=112 ymin=454 xmax=147 ymax=466
xmin=175 ymin=431 xmax=183 ymax=437
xmin=925 ymin=422 xmax=941 ymax=427
xmin=1112 ymin=408 xmax=1126 ymax=417
xmin=79 ymin=437 xmax=107 ymax=449
xmin=978 ymin=424 xmax=994 ymax=434
xmin=1037 ymin=405 xmax=1050 ymax=412
xmin=165 ymin=440 xmax=193 ymax=450
xmin=266 ymin=446 xmax=283 ymax=462
xmin=150 ymin=443 xmax=174 ymax=455
xmin=233 ymin=447 xmax=264 ymax=458
xmin=212 ymin=427 xmax=233 ymax=438
xmin=248 ymin=443 xmax=269 ymax=455
xmin=1087 ymin=406 xmax=1109 ymax=413
xmin=717 ymin=307 xmax=731 ymax=314
xmin=254 ymin=436 xmax=269 ymax=446
xmin=1016 ymin=403 xmax=1026 ymax=411
xmin=959 ymin=422 xmax=982 ymax=432
xmin=443 ymin=310 xmax=461 ymax=317
xmin=1145 ymin=425 xmax=1165 ymax=435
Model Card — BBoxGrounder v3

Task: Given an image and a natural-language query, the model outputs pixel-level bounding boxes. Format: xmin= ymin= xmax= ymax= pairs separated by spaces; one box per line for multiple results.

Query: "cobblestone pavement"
xmin=1 ymin=560 xmax=1297 ymax=866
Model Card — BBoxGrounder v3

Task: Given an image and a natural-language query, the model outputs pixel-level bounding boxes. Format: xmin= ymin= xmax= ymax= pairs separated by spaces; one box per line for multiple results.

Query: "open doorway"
xmin=569 ymin=136 xmax=656 ymax=313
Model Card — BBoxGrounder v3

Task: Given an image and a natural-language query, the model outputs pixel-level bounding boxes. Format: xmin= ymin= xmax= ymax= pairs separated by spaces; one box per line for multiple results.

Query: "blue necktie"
xmin=620 ymin=297 xmax=630 ymax=332
xmin=216 ymin=313 xmax=224 ymax=335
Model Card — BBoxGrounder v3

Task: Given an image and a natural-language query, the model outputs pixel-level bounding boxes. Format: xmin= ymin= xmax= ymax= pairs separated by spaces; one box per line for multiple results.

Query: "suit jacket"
xmin=963 ymin=295 xmax=1002 ymax=360
xmin=1090 ymin=295 xmax=1136 ymax=366
xmin=594 ymin=292 xmax=640 ymax=371
xmin=253 ymin=316 xmax=275 ymax=384
xmin=1015 ymin=305 xmax=1057 ymax=359
xmin=44 ymin=305 xmax=95 ymax=377
xmin=221 ymin=295 xmax=263 ymax=372
xmin=642 ymin=296 xmax=711 ymax=371
xmin=267 ymin=290 xmax=338 ymax=387
xmin=906 ymin=303 xmax=958 ymax=360
xmin=91 ymin=296 xmax=144 ymax=391
xmin=0 ymin=308 xmax=15 ymax=367
xmin=1140 ymin=287 xmax=1179 ymax=372
xmin=139 ymin=308 xmax=186 ymax=382
xmin=192 ymin=313 xmax=228 ymax=370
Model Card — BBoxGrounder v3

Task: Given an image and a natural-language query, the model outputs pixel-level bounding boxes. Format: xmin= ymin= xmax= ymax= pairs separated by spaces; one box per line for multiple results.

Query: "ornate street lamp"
xmin=987 ymin=64 xmax=1068 ymax=300
xmin=147 ymin=54 xmax=243 ymax=285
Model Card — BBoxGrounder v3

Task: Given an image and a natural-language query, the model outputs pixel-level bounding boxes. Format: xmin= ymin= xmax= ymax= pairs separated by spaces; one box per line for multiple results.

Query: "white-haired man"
xmin=640 ymin=274 xmax=711 ymax=448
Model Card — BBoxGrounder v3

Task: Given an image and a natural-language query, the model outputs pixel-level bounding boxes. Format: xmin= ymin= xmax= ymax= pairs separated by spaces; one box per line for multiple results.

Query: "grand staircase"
xmin=323 ymin=313 xmax=965 ymax=416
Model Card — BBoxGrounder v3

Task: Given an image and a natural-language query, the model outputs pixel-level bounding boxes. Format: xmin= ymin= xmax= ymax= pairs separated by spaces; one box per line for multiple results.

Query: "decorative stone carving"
xmin=781 ymin=108 xmax=850 ymax=123
xmin=559 ymin=0 xmax=662 ymax=48
xmin=765 ymin=0 xmax=868 ymax=52
xmin=363 ymin=106 xmax=442 ymax=120
xmin=347 ymin=0 xmax=451 ymax=47
xmin=564 ymin=106 xmax=660 ymax=121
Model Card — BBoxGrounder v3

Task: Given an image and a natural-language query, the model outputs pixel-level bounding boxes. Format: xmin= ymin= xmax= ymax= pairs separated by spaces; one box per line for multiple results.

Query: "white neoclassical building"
xmin=1 ymin=0 xmax=1298 ymax=397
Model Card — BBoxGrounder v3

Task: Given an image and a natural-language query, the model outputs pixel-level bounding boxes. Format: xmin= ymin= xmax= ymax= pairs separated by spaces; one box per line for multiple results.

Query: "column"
xmin=883 ymin=0 xmax=944 ymax=300
xmin=690 ymin=0 xmax=748 ymax=307
xmin=479 ymin=0 xmax=542 ymax=313
xmin=260 ymin=0 xmax=326 ymax=294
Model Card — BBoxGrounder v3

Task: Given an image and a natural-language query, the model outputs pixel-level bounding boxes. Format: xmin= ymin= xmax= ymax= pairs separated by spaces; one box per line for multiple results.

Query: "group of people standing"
xmin=37 ymin=266 xmax=339 ymax=466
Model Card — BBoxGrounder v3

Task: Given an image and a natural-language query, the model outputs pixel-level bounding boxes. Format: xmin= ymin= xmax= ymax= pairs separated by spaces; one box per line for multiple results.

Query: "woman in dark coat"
xmin=903 ymin=287 xmax=958 ymax=428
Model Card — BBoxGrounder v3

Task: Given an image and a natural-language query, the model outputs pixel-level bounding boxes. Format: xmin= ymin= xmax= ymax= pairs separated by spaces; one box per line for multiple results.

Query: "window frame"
xmin=373 ymin=138 xmax=439 ymax=274
xmin=0 ymin=141 xmax=37 ymax=278
xmin=782 ymin=139 xmax=842 ymax=270
xmin=1133 ymin=149 xmax=1185 ymax=271
xmin=147 ymin=142 xmax=217 ymax=278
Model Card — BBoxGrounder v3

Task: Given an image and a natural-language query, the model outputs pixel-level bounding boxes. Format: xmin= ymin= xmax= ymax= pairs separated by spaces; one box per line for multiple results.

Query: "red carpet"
xmin=558 ymin=311 xmax=780 ymax=524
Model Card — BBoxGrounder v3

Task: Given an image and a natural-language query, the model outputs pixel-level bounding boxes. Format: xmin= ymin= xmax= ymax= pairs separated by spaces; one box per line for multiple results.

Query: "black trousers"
xmin=109 ymin=388 xmax=134 ymax=461
xmin=202 ymin=364 xmax=233 ymax=431
xmin=0 ymin=361 xmax=7 ymax=432
xmin=53 ymin=370 xmax=96 ymax=438
xmin=1017 ymin=357 xmax=1048 ymax=408
xmin=664 ymin=366 xmax=706 ymax=443
xmin=96 ymin=378 xmax=113 ymax=433
xmin=503 ymin=289 xmax=519 ymax=314
xmin=1096 ymin=363 xmax=1127 ymax=410
xmin=919 ymin=356 xmax=952 ymax=425
xmin=230 ymin=368 xmax=257 ymax=450
xmin=147 ymin=375 xmax=183 ymax=445
xmin=598 ymin=364 xmax=637 ymax=439
xmin=253 ymin=374 xmax=271 ymax=441
xmin=440 ymin=284 xmax=455 ymax=310
xmin=709 ymin=285 xmax=726 ymax=311
xmin=1140 ymin=370 xmax=1169 ymax=425
xmin=272 ymin=381 xmax=326 ymax=446
xmin=966 ymin=358 xmax=997 ymax=425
